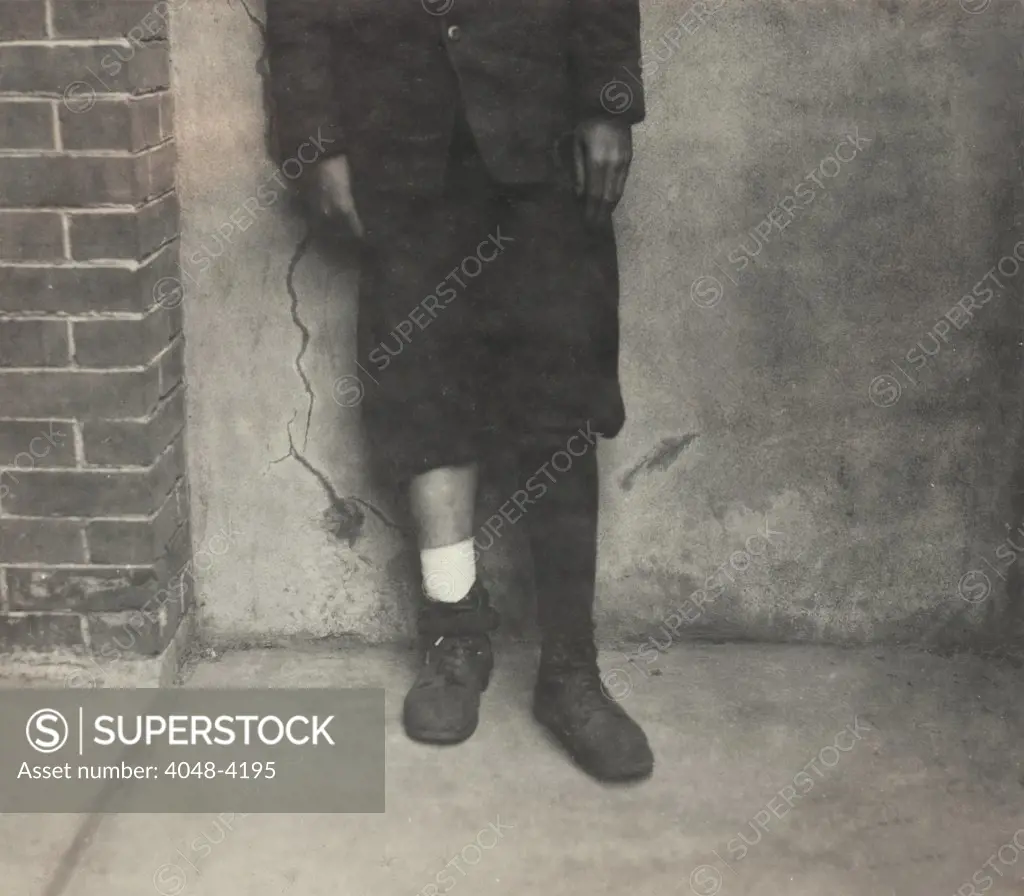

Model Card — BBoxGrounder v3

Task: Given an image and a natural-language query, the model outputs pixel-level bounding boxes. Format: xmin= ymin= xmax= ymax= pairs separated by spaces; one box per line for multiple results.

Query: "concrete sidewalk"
xmin=5 ymin=642 xmax=1024 ymax=896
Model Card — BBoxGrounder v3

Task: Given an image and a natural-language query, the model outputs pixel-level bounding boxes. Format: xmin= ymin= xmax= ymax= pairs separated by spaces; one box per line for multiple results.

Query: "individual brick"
xmin=0 ymin=240 xmax=178 ymax=313
xmin=69 ymin=194 xmax=179 ymax=261
xmin=88 ymin=606 xmax=170 ymax=656
xmin=0 ymin=142 xmax=175 ymax=207
xmin=0 ymin=519 xmax=86 ymax=565
xmin=0 ymin=101 xmax=55 ymax=151
xmin=157 ymin=334 xmax=185 ymax=396
xmin=59 ymin=94 xmax=163 ymax=151
xmin=0 ymin=365 xmax=161 ymax=418
xmin=0 ymin=320 xmax=70 ymax=368
xmin=8 ymin=565 xmax=162 ymax=612
xmin=0 ymin=421 xmax=75 ymax=467
xmin=0 ymin=0 xmax=46 ymax=39
xmin=0 ymin=211 xmax=65 ymax=262
xmin=0 ymin=43 xmax=169 ymax=94
xmin=0 ymin=613 xmax=84 ymax=652
xmin=51 ymin=1 xmax=171 ymax=40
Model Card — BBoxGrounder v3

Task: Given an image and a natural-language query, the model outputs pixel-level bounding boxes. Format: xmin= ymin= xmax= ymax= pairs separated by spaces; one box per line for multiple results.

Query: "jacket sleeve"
xmin=568 ymin=0 xmax=645 ymax=126
xmin=265 ymin=0 xmax=347 ymax=166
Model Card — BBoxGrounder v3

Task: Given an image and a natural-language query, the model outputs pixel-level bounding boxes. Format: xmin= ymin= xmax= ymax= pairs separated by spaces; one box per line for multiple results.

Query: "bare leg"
xmin=408 ymin=464 xmax=477 ymax=549
xmin=403 ymin=462 xmax=496 ymax=746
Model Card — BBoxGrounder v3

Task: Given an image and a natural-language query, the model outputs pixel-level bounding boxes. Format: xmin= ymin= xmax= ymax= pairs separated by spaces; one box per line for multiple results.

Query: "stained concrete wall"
xmin=176 ymin=0 xmax=1024 ymax=648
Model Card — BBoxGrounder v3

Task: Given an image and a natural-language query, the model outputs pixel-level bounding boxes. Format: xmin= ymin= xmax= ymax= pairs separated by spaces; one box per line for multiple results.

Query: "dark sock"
xmin=517 ymin=437 xmax=599 ymax=644
xmin=417 ymin=581 xmax=499 ymax=637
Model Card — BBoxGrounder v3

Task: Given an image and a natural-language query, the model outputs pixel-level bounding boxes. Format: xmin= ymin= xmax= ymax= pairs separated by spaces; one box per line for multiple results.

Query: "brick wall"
xmin=0 ymin=0 xmax=192 ymax=659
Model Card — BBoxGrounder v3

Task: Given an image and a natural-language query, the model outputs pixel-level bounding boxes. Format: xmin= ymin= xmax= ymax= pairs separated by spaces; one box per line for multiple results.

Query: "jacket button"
xmin=446 ymin=24 xmax=462 ymax=41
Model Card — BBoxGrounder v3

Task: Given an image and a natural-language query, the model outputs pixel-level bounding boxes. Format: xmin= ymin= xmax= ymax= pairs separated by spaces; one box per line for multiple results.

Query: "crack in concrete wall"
xmin=234 ymin=0 xmax=265 ymax=38
xmin=286 ymin=231 xmax=317 ymax=449
xmin=620 ymin=433 xmax=699 ymax=491
xmin=276 ymin=229 xmax=405 ymax=543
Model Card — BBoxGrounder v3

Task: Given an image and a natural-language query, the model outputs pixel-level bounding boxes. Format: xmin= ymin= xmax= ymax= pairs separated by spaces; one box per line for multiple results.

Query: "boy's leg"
xmin=517 ymin=443 xmax=598 ymax=642
xmin=517 ymin=438 xmax=653 ymax=782
xmin=355 ymin=122 xmax=504 ymax=746
xmin=409 ymin=465 xmax=477 ymax=552
xmin=488 ymin=168 xmax=649 ymax=780
xmin=403 ymin=463 xmax=498 ymax=745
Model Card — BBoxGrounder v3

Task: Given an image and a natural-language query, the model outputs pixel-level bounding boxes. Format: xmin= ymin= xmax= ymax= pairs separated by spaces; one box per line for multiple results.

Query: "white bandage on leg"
xmin=421 ymin=538 xmax=476 ymax=603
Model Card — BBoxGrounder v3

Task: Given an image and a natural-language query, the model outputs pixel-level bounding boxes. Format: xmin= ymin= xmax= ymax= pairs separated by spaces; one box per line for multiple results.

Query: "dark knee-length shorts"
xmin=350 ymin=116 xmax=625 ymax=480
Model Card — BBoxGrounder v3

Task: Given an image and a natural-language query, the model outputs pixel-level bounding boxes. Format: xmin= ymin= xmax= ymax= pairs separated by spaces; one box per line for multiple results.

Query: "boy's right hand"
xmin=305 ymin=155 xmax=364 ymax=238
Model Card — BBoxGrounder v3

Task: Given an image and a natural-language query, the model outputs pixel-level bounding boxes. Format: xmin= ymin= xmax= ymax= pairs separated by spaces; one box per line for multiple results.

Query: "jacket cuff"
xmin=575 ymin=67 xmax=645 ymax=126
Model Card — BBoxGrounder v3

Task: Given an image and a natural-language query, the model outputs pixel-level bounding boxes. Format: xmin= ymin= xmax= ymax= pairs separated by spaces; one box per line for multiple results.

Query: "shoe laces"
xmin=542 ymin=644 xmax=616 ymax=711
xmin=575 ymin=663 xmax=616 ymax=712
xmin=424 ymin=635 xmax=480 ymax=685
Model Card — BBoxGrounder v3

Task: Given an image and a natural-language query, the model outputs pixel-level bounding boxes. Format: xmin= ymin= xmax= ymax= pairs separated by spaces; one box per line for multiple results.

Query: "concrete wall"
xmin=176 ymin=0 xmax=1024 ymax=648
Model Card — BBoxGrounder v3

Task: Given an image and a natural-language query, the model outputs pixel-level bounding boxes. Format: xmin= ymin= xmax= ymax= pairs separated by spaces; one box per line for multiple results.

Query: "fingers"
xmin=582 ymin=147 xmax=609 ymax=226
xmin=317 ymin=196 xmax=338 ymax=219
xmin=585 ymin=168 xmax=605 ymax=225
xmin=584 ymin=157 xmax=631 ymax=228
xmin=319 ymin=185 xmax=364 ymax=237
xmin=346 ymin=206 xmax=365 ymax=238
xmin=606 ymin=158 xmax=632 ymax=217
xmin=572 ymin=136 xmax=586 ymax=197
xmin=575 ymin=119 xmax=634 ymax=227
xmin=577 ymin=133 xmax=632 ymax=228
xmin=333 ymin=190 xmax=364 ymax=238
xmin=304 ymin=156 xmax=364 ymax=237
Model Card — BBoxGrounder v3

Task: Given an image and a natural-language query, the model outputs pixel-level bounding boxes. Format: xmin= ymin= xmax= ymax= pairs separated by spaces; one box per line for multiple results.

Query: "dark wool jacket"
xmin=265 ymin=0 xmax=645 ymax=193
